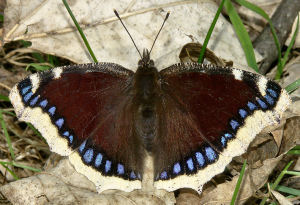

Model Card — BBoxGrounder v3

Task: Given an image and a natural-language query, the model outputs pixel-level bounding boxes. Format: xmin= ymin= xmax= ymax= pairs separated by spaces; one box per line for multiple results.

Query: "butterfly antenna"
xmin=114 ymin=9 xmax=142 ymax=59
xmin=149 ymin=12 xmax=170 ymax=55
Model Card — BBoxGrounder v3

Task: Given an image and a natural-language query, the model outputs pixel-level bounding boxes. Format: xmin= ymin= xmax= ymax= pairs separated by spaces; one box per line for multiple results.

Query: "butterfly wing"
xmin=9 ymin=63 xmax=143 ymax=192
xmin=154 ymin=63 xmax=290 ymax=193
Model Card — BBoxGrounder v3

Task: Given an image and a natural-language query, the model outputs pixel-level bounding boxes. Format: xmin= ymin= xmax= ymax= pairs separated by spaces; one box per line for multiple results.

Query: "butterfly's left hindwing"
xmin=10 ymin=63 xmax=144 ymax=193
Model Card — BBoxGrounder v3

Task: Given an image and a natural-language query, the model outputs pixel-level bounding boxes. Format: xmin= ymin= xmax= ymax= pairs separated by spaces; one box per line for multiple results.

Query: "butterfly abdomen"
xmin=133 ymin=65 xmax=161 ymax=152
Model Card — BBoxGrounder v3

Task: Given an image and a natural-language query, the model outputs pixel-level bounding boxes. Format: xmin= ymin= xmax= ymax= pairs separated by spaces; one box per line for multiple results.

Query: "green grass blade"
xmin=62 ymin=0 xmax=98 ymax=63
xmin=272 ymin=184 xmax=300 ymax=196
xmin=272 ymin=161 xmax=294 ymax=189
xmin=231 ymin=160 xmax=247 ymax=205
xmin=198 ymin=0 xmax=225 ymax=63
xmin=1 ymin=110 xmax=16 ymax=117
xmin=0 ymin=162 xmax=19 ymax=180
xmin=287 ymin=145 xmax=300 ymax=155
xmin=285 ymin=79 xmax=300 ymax=94
xmin=32 ymin=52 xmax=45 ymax=63
xmin=20 ymin=40 xmax=32 ymax=48
xmin=26 ymin=123 xmax=45 ymax=141
xmin=26 ymin=63 xmax=53 ymax=71
xmin=12 ymin=162 xmax=41 ymax=172
xmin=285 ymin=171 xmax=300 ymax=176
xmin=276 ymin=15 xmax=299 ymax=79
xmin=225 ymin=0 xmax=259 ymax=72
xmin=260 ymin=161 xmax=294 ymax=205
xmin=234 ymin=0 xmax=282 ymax=74
xmin=0 ymin=109 xmax=15 ymax=160
xmin=0 ymin=95 xmax=10 ymax=102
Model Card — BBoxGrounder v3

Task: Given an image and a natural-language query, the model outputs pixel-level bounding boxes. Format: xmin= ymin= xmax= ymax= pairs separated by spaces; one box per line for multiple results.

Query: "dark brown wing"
xmin=10 ymin=63 xmax=143 ymax=192
xmin=153 ymin=63 xmax=290 ymax=193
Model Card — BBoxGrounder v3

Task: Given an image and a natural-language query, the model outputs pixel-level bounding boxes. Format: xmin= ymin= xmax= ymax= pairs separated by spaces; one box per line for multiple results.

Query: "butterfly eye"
xmin=149 ymin=60 xmax=155 ymax=67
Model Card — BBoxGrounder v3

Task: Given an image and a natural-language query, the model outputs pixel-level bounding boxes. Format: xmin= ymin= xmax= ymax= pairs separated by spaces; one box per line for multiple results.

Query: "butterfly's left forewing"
xmin=10 ymin=63 xmax=144 ymax=193
xmin=153 ymin=63 xmax=290 ymax=193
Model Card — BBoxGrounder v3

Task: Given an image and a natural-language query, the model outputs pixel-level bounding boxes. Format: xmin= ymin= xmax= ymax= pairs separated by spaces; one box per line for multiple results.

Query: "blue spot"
xmin=224 ymin=133 xmax=233 ymax=139
xmin=247 ymin=102 xmax=257 ymax=110
xmin=160 ymin=171 xmax=167 ymax=179
xmin=205 ymin=147 xmax=217 ymax=162
xmin=117 ymin=164 xmax=125 ymax=175
xmin=230 ymin=119 xmax=239 ymax=130
xmin=186 ymin=158 xmax=194 ymax=171
xmin=173 ymin=163 xmax=181 ymax=174
xmin=39 ymin=99 xmax=48 ymax=108
xmin=130 ymin=171 xmax=137 ymax=179
xmin=23 ymin=92 xmax=33 ymax=102
xmin=137 ymin=173 xmax=141 ymax=180
xmin=48 ymin=106 xmax=56 ymax=116
xmin=69 ymin=135 xmax=73 ymax=144
xmin=195 ymin=152 xmax=205 ymax=167
xmin=264 ymin=95 xmax=274 ymax=105
xmin=21 ymin=86 xmax=31 ymax=95
xmin=105 ymin=160 xmax=111 ymax=173
xmin=55 ymin=118 xmax=64 ymax=129
xmin=257 ymin=98 xmax=267 ymax=109
xmin=239 ymin=109 xmax=247 ymax=118
xmin=83 ymin=148 xmax=93 ymax=163
xmin=63 ymin=131 xmax=69 ymax=136
xmin=29 ymin=95 xmax=39 ymax=106
xmin=95 ymin=153 xmax=103 ymax=167
xmin=221 ymin=136 xmax=226 ymax=147
xmin=79 ymin=140 xmax=86 ymax=153
xmin=267 ymin=88 xmax=278 ymax=98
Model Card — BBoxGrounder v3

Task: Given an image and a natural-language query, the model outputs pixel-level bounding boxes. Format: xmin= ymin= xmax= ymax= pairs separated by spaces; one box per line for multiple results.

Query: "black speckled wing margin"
xmin=153 ymin=63 xmax=291 ymax=193
xmin=9 ymin=63 xmax=143 ymax=192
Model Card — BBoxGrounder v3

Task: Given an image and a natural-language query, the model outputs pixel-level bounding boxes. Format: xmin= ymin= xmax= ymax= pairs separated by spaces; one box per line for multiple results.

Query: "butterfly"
xmin=9 ymin=10 xmax=291 ymax=194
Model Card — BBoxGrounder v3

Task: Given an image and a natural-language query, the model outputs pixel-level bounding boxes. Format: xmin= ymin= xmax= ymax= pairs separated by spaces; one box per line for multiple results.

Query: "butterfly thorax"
xmin=133 ymin=49 xmax=160 ymax=151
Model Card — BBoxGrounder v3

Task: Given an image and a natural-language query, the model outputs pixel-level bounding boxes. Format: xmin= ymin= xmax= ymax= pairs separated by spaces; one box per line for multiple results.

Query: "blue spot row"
xmin=83 ymin=148 xmax=94 ymax=163
xmin=79 ymin=140 xmax=86 ymax=153
xmin=267 ymin=88 xmax=278 ymax=98
xmin=95 ymin=153 xmax=103 ymax=167
xmin=196 ymin=152 xmax=205 ymax=167
xmin=205 ymin=147 xmax=217 ymax=162
xmin=160 ymin=171 xmax=167 ymax=179
xmin=187 ymin=158 xmax=194 ymax=171
xmin=239 ymin=109 xmax=247 ymax=119
xmin=173 ymin=162 xmax=181 ymax=174
xmin=40 ymin=99 xmax=48 ymax=108
xmin=30 ymin=95 xmax=39 ymax=106
xmin=79 ymin=144 xmax=140 ymax=179
xmin=256 ymin=98 xmax=267 ymax=109
xmin=18 ymin=79 xmax=76 ymax=151
xmin=21 ymin=86 xmax=31 ymax=95
xmin=130 ymin=171 xmax=137 ymax=179
xmin=117 ymin=164 xmax=125 ymax=175
xmin=48 ymin=106 xmax=56 ymax=116
xmin=63 ymin=131 xmax=73 ymax=144
xmin=160 ymin=146 xmax=219 ymax=180
xmin=264 ymin=94 xmax=274 ymax=105
xmin=105 ymin=160 xmax=111 ymax=173
xmin=230 ymin=119 xmax=239 ymax=130
xmin=23 ymin=92 xmax=33 ymax=102
xmin=55 ymin=118 xmax=64 ymax=129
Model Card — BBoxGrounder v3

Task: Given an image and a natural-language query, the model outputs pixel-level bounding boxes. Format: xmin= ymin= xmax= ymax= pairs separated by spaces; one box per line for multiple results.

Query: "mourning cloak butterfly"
xmin=9 ymin=12 xmax=291 ymax=194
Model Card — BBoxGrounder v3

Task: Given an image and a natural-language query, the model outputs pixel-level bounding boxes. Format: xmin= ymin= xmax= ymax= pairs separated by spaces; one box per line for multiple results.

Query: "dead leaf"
xmin=0 ymin=158 xmax=176 ymax=205
xmin=271 ymin=190 xmax=293 ymax=205
xmin=4 ymin=0 xmax=262 ymax=70
xmin=178 ymin=42 xmax=233 ymax=67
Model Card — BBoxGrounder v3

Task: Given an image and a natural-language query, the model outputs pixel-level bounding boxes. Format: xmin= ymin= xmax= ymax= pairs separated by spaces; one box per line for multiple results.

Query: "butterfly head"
xmin=138 ymin=49 xmax=154 ymax=69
